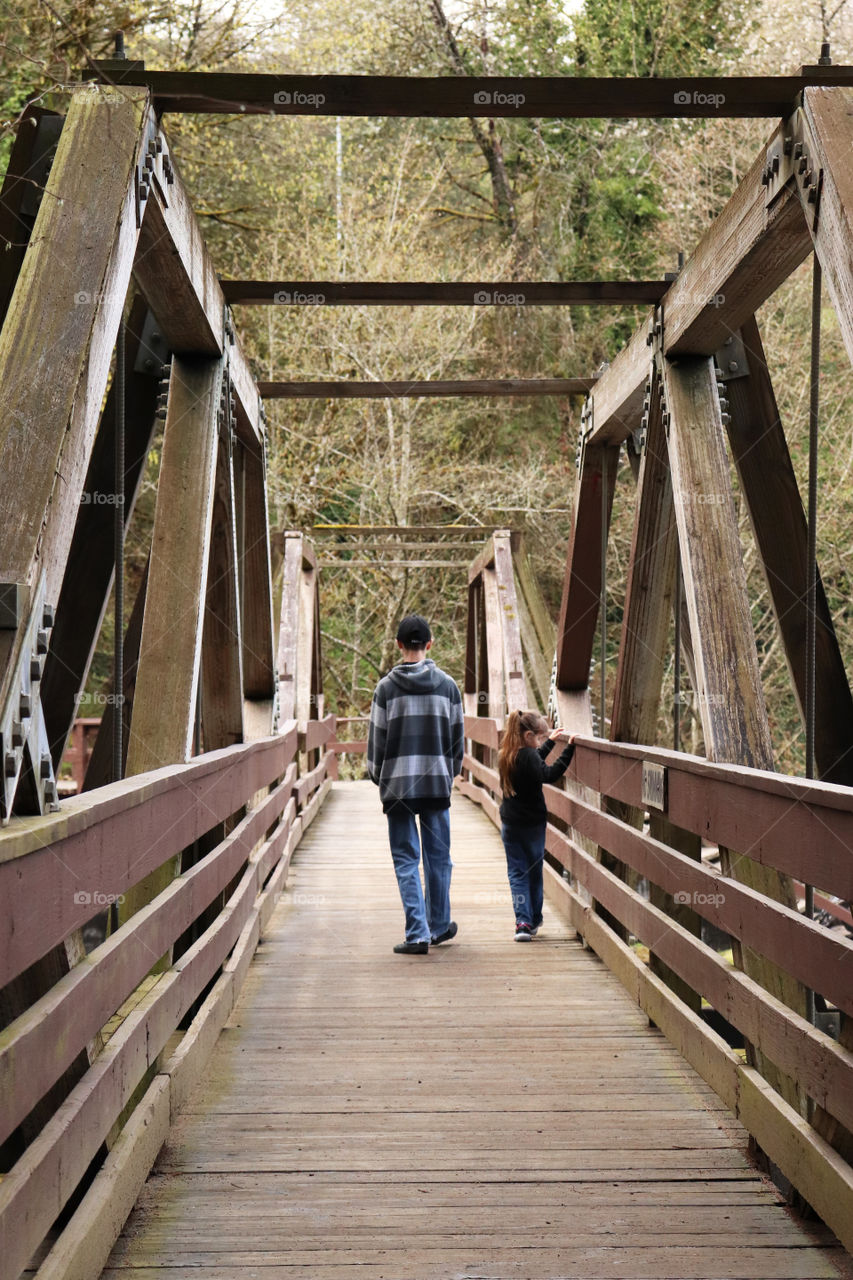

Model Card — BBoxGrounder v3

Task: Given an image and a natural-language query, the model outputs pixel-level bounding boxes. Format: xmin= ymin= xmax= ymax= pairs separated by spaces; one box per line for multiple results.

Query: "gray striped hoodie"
xmin=367 ymin=659 xmax=464 ymax=814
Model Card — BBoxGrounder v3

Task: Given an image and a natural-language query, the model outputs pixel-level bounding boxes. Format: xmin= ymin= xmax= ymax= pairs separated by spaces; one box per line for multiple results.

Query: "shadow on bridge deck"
xmin=102 ymin=781 xmax=848 ymax=1279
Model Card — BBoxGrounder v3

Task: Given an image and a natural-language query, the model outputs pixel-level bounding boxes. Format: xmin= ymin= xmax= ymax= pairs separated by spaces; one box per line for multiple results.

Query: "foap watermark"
xmin=273 ymin=290 xmax=326 ymax=305
xmin=673 ymin=89 xmax=726 ymax=110
xmin=673 ymin=490 xmax=727 ymax=507
xmin=73 ymin=290 xmax=125 ymax=307
xmin=674 ymin=690 xmax=727 ymax=708
xmin=673 ymin=889 xmax=726 ymax=908
xmin=473 ymin=89 xmax=526 ymax=109
xmin=74 ymin=890 xmax=126 ymax=906
xmin=274 ymin=89 xmax=326 ymax=108
xmin=75 ymin=690 xmax=126 ymax=709
xmin=292 ymin=892 xmax=328 ymax=906
xmin=475 ymin=889 xmax=522 ymax=906
xmin=80 ymin=491 xmax=124 ymax=506
xmin=473 ymin=290 xmax=526 ymax=306
xmin=681 ymin=291 xmax=726 ymax=309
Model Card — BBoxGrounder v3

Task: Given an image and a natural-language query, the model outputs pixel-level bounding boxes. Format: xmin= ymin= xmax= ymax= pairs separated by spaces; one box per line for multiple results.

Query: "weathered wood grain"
xmin=725 ymin=315 xmax=853 ymax=784
xmin=555 ymin=445 xmax=619 ymax=689
xmin=0 ymin=731 xmax=295 ymax=984
xmin=97 ymin=782 xmax=848 ymax=1278
xmin=0 ymin=84 xmax=148 ymax=718
xmin=131 ymin=138 xmax=260 ymax=444
xmin=800 ymin=87 xmax=853 ymax=367
xmin=587 ymin=120 xmax=814 ymax=447
xmin=201 ymin=414 xmax=244 ymax=752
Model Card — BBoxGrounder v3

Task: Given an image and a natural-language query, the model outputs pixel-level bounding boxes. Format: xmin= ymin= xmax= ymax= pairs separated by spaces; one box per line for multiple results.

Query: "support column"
xmin=120 ymin=355 xmax=223 ymax=929
xmin=725 ymin=315 xmax=853 ymax=784
xmin=662 ymin=352 xmax=807 ymax=1105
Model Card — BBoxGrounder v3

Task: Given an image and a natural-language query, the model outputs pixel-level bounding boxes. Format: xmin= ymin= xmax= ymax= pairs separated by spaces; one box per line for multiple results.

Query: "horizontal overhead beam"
xmin=85 ymin=67 xmax=853 ymax=118
xmin=311 ymin=525 xmax=487 ymax=535
xmin=259 ymin=378 xmax=594 ymax=399
xmin=222 ymin=281 xmax=666 ymax=306
xmin=320 ymin=560 xmax=471 ymax=569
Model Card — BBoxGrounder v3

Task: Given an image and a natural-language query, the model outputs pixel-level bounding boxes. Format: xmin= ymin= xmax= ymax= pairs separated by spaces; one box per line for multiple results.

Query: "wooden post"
xmin=511 ymin=535 xmax=556 ymax=710
xmin=83 ymin=558 xmax=149 ymax=791
xmin=492 ymin=531 xmax=528 ymax=714
xmin=40 ymin=295 xmax=160 ymax=770
xmin=463 ymin=577 xmax=481 ymax=720
xmin=725 ymin=316 xmax=853 ymax=784
xmin=201 ymin=409 xmax=244 ymax=753
xmin=610 ymin=369 xmax=677 ymax=746
xmin=0 ymin=84 xmax=150 ymax=809
xmin=0 ymin=105 xmax=63 ymax=328
xmin=662 ymin=352 xmax=807 ymax=1106
xmin=799 ymin=87 xmax=853 ymax=368
xmin=120 ymin=355 xmax=223 ymax=930
xmin=277 ymin=533 xmax=303 ymax=723
xmin=554 ymin=444 xmax=619 ymax=692
xmin=239 ymin=437 xmax=276 ymax=741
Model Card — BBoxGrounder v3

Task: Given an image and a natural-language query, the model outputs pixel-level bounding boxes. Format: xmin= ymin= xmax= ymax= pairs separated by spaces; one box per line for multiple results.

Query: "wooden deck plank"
xmin=103 ymin=782 xmax=850 ymax=1279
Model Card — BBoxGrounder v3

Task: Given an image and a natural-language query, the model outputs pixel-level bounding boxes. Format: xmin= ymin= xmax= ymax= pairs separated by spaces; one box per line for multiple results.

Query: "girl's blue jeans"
xmin=501 ymin=821 xmax=546 ymax=927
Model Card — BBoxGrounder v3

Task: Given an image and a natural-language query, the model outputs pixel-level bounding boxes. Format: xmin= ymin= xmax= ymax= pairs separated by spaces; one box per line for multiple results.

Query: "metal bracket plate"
xmin=0 ymin=583 xmax=25 ymax=630
xmin=0 ymin=575 xmax=60 ymax=822
xmin=714 ymin=330 xmax=751 ymax=382
xmin=133 ymin=308 xmax=172 ymax=376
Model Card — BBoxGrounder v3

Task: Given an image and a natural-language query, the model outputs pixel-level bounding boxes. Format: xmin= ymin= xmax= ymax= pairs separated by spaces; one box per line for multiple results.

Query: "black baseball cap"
xmin=396 ymin=614 xmax=432 ymax=647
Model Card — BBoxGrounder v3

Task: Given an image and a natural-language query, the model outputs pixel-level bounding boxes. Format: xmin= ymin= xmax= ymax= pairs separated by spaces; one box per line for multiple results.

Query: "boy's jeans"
xmin=387 ymin=806 xmax=452 ymax=943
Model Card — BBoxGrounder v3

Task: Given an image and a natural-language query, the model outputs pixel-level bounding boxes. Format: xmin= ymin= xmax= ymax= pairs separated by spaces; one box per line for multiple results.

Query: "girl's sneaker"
xmin=515 ymin=922 xmax=533 ymax=942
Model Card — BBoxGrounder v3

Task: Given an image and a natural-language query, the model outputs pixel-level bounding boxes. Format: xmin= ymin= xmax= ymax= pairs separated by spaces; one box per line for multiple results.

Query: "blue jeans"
xmin=501 ymin=822 xmax=546 ymax=928
xmin=387 ymin=807 xmax=453 ymax=943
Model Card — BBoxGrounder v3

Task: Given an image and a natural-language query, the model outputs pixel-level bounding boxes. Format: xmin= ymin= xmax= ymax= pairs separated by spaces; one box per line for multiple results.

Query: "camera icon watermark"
xmin=673 ymin=889 xmax=726 ymax=907
xmin=73 ymin=289 xmax=124 ymax=308
xmin=73 ymin=890 xmax=126 ymax=906
xmin=273 ymin=290 xmax=325 ymax=305
xmin=473 ymin=89 xmax=525 ymax=108
xmin=673 ymin=490 xmax=727 ymax=507
xmin=274 ymin=90 xmax=326 ymax=108
xmin=80 ymin=491 xmax=125 ymax=506
xmin=473 ymin=290 xmax=525 ymax=306
xmin=673 ymin=89 xmax=726 ymax=109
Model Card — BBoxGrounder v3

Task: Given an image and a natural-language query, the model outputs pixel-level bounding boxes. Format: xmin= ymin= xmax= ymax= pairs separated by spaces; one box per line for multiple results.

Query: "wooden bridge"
xmin=2 ymin=61 xmax=853 ymax=1280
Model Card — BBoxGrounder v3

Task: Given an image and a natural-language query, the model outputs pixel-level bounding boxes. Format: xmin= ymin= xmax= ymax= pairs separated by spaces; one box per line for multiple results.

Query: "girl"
xmin=498 ymin=710 xmax=575 ymax=941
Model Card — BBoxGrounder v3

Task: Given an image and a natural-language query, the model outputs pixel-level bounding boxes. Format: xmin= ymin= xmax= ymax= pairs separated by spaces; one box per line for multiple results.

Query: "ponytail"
xmin=498 ymin=709 xmax=549 ymax=797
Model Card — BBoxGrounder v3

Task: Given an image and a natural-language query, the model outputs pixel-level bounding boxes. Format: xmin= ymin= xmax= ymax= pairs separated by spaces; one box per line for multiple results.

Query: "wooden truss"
xmin=458 ymin=86 xmax=853 ymax=1240
xmin=2 ymin=68 xmax=853 ymax=1277
xmin=0 ymin=84 xmax=332 ymax=1276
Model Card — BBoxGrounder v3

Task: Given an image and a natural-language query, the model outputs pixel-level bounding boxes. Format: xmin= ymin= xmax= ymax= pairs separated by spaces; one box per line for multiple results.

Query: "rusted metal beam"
xmin=227 ymin=281 xmax=665 ymax=306
xmin=84 ymin=66 xmax=853 ymax=118
xmin=259 ymin=377 xmax=594 ymax=399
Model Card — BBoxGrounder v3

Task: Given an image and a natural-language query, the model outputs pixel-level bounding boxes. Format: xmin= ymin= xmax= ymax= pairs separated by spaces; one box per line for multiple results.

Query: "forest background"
xmin=2 ymin=0 xmax=852 ymax=776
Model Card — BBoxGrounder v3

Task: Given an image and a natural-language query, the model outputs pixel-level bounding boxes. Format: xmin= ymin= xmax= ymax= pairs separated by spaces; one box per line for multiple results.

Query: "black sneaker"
xmin=431 ymin=921 xmax=458 ymax=946
xmin=393 ymin=940 xmax=429 ymax=954
xmin=515 ymin=922 xmax=533 ymax=942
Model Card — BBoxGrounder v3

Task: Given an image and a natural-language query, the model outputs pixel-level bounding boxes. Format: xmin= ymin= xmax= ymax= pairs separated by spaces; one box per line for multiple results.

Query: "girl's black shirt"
xmin=499 ymin=739 xmax=576 ymax=828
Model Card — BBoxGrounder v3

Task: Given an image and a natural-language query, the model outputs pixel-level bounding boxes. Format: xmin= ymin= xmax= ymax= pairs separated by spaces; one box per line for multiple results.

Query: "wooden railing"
xmin=0 ymin=714 xmax=334 ymax=1280
xmin=458 ymin=716 xmax=853 ymax=1253
xmin=326 ymin=715 xmax=369 ymax=777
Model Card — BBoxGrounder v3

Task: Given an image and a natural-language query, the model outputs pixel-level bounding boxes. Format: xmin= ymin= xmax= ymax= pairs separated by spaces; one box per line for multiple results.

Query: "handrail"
xmin=0 ymin=721 xmax=335 ymax=1280
xmin=458 ymin=720 xmax=853 ymax=1252
xmin=0 ymin=727 xmax=298 ymax=986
